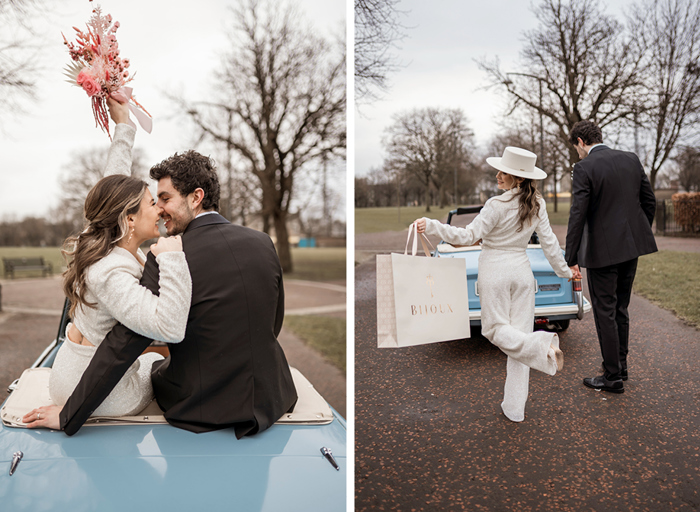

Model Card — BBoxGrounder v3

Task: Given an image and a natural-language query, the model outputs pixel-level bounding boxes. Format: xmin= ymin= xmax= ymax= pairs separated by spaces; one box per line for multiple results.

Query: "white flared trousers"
xmin=478 ymin=249 xmax=559 ymax=422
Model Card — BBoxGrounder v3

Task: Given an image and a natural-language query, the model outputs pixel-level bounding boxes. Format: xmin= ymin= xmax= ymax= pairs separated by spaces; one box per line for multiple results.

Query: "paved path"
xmin=0 ymin=276 xmax=346 ymax=418
xmin=355 ymin=256 xmax=700 ymax=511
xmin=354 ymin=223 xmax=700 ymax=510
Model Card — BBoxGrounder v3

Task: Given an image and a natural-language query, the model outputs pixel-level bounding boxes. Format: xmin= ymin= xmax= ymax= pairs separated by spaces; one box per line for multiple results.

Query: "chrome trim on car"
xmin=320 ymin=447 xmax=340 ymax=471
xmin=9 ymin=451 xmax=23 ymax=476
xmin=467 ymin=298 xmax=592 ymax=321
xmin=6 ymin=379 xmax=19 ymax=394
xmin=575 ymin=291 xmax=584 ymax=320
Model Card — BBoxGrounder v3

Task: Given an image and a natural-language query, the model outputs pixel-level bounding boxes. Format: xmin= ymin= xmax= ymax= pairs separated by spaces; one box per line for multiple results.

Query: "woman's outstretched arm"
xmin=103 ymin=96 xmax=136 ymax=177
xmin=415 ymin=199 xmax=500 ymax=246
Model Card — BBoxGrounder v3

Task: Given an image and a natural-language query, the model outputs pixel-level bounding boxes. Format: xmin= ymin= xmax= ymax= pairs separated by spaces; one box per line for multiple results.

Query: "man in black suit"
xmin=565 ymin=120 xmax=657 ymax=393
xmin=31 ymin=150 xmax=297 ymax=437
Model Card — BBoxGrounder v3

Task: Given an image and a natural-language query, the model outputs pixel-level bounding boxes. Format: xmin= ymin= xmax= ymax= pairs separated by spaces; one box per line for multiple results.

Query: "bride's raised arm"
xmin=103 ymin=96 xmax=136 ymax=177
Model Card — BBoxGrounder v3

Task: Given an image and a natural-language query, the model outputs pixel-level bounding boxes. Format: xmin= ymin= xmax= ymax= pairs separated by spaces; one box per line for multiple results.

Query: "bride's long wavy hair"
xmin=63 ymin=174 xmax=148 ymax=317
xmin=509 ymin=177 xmax=541 ymax=232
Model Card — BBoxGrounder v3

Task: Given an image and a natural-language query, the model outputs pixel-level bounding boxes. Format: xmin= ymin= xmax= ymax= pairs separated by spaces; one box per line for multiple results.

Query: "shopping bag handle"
xmin=405 ymin=222 xmax=435 ymax=257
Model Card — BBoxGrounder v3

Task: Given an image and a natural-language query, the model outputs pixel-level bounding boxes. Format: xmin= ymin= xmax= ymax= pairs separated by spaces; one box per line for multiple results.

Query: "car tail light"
xmin=535 ymin=318 xmax=549 ymax=324
xmin=573 ymin=279 xmax=582 ymax=292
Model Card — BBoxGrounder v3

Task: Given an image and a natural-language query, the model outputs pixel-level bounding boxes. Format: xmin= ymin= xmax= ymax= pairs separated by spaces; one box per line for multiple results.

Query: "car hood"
xmin=0 ymin=420 xmax=346 ymax=511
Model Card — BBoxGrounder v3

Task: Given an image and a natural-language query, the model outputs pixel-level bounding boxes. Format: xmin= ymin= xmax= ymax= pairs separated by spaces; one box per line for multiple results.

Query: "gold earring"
xmin=127 ymin=228 xmax=133 ymax=245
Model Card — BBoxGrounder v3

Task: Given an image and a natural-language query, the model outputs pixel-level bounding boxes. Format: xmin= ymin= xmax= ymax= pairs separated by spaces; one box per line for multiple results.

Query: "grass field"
xmin=546 ymin=201 xmax=571 ymax=225
xmin=634 ymin=250 xmax=700 ymax=328
xmin=0 ymin=247 xmax=65 ymax=277
xmin=0 ymin=246 xmax=346 ymax=283
xmin=283 ymin=315 xmax=346 ymax=372
xmin=356 ymin=201 xmax=571 ymax=234
xmin=355 ymin=206 xmax=455 ymax=234
xmin=285 ymin=247 xmax=346 ymax=282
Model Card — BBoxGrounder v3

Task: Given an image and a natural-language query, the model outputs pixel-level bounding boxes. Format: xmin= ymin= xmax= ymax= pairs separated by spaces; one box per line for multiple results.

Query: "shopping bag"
xmin=377 ymin=222 xmax=470 ymax=348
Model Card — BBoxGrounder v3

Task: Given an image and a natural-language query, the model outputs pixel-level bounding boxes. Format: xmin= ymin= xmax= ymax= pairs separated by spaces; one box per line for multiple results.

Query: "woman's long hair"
xmin=510 ymin=178 xmax=541 ymax=232
xmin=63 ymin=174 xmax=148 ymax=317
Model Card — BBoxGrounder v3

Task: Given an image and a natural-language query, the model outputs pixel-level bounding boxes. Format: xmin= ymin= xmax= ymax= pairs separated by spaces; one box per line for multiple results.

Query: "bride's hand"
xmin=107 ymin=96 xmax=130 ymax=125
xmin=22 ymin=405 xmax=62 ymax=430
xmin=150 ymin=235 xmax=183 ymax=256
xmin=414 ymin=218 xmax=427 ymax=234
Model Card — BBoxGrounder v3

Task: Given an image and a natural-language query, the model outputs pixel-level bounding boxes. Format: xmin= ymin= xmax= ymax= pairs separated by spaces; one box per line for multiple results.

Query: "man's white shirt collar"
xmin=195 ymin=211 xmax=218 ymax=219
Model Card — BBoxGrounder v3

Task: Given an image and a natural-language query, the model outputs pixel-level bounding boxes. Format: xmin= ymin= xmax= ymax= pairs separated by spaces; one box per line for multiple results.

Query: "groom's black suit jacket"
xmin=565 ymin=145 xmax=657 ymax=269
xmin=59 ymin=213 xmax=298 ymax=438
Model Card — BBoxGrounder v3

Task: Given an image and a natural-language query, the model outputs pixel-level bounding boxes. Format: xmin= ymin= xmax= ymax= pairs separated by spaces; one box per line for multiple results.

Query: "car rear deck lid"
xmin=2 ymin=367 xmax=333 ymax=429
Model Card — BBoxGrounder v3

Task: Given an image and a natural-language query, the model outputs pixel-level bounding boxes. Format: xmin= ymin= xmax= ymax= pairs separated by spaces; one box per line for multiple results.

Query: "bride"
xmin=415 ymin=147 xmax=573 ymax=422
xmin=24 ymin=97 xmax=192 ymax=425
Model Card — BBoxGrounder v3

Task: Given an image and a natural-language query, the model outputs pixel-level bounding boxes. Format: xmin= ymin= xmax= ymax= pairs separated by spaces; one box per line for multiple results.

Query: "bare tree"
xmin=383 ymin=107 xmax=474 ymax=212
xmin=56 ymin=146 xmax=148 ymax=231
xmin=354 ymin=0 xmax=407 ymax=103
xmin=672 ymin=146 xmax=700 ymax=191
xmin=0 ymin=0 xmax=42 ymax=115
xmin=206 ymin=114 xmax=261 ymax=227
xmin=479 ymin=0 xmax=643 ymax=166
xmin=179 ymin=0 xmax=345 ymax=272
xmin=629 ymin=0 xmax=700 ymax=190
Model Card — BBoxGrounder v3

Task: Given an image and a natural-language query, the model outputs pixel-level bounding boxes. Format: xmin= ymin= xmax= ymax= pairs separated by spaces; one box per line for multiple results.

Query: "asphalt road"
xmin=355 ymin=256 xmax=700 ymax=511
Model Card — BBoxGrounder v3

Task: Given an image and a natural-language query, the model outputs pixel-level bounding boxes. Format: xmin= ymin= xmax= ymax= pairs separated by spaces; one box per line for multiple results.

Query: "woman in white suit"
xmin=415 ymin=147 xmax=573 ymax=422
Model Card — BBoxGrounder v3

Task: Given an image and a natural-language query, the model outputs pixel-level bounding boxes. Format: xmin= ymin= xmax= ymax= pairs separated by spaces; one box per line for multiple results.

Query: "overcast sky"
xmin=355 ymin=0 xmax=632 ymax=177
xmin=0 ymin=0 xmax=344 ymax=220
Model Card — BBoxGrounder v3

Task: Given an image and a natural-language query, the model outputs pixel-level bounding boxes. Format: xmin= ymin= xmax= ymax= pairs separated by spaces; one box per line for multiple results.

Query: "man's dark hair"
xmin=150 ymin=150 xmax=220 ymax=211
xmin=569 ymin=120 xmax=603 ymax=146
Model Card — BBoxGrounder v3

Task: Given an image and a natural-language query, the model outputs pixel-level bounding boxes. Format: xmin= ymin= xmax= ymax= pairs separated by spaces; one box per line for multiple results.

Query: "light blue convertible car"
xmin=0 ymin=302 xmax=346 ymax=511
xmin=434 ymin=206 xmax=591 ymax=332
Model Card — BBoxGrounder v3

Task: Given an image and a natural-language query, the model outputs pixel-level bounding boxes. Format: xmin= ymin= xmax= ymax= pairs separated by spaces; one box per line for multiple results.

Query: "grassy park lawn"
xmin=355 ymin=206 xmax=455 ymax=234
xmin=356 ymin=202 xmax=571 ymax=234
xmin=283 ymin=315 xmax=346 ymax=372
xmin=285 ymin=247 xmax=346 ymax=282
xmin=0 ymin=247 xmax=64 ymax=277
xmin=0 ymin=246 xmax=346 ymax=283
xmin=546 ymin=200 xmax=571 ymax=225
xmin=634 ymin=250 xmax=700 ymax=328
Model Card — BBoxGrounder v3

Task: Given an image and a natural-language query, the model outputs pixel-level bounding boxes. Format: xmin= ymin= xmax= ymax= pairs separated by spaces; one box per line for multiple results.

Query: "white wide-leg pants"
xmin=478 ymin=249 xmax=559 ymax=422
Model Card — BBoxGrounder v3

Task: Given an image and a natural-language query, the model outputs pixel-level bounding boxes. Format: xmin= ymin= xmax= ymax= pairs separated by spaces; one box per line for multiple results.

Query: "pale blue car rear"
xmin=434 ymin=206 xmax=591 ymax=332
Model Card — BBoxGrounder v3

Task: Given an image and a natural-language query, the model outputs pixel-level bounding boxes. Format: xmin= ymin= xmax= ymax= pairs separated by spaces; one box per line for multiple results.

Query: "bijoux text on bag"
xmin=377 ymin=222 xmax=471 ymax=348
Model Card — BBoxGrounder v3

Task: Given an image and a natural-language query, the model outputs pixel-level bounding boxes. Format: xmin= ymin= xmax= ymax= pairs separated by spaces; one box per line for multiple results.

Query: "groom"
xmin=57 ymin=144 xmax=298 ymax=437
xmin=565 ymin=120 xmax=657 ymax=393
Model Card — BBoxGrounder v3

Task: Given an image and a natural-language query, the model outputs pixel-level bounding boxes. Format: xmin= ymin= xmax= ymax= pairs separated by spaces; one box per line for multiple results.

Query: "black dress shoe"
xmin=583 ymin=375 xmax=624 ymax=393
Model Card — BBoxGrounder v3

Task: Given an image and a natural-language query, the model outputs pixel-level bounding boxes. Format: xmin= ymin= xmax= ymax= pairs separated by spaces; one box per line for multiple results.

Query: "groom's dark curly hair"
xmin=150 ymin=150 xmax=220 ymax=211
xmin=569 ymin=120 xmax=603 ymax=146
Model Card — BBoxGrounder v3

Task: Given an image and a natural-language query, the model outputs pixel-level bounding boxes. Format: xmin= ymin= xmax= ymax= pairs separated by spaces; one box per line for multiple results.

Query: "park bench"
xmin=2 ymin=257 xmax=53 ymax=279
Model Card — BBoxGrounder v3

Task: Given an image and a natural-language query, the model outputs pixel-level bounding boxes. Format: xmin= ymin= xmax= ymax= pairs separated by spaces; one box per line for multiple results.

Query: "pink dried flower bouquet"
xmin=63 ymin=5 xmax=151 ymax=138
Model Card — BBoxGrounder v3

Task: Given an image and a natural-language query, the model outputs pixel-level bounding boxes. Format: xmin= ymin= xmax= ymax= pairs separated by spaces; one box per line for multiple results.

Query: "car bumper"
xmin=468 ymin=296 xmax=592 ymax=326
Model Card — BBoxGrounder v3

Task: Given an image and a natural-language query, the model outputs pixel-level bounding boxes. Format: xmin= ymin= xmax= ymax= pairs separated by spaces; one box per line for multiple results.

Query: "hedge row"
xmin=672 ymin=192 xmax=700 ymax=232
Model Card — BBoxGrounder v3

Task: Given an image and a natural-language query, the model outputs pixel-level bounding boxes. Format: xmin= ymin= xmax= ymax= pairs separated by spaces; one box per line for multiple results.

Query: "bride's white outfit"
xmin=423 ymin=190 xmax=572 ymax=421
xmin=49 ymin=124 xmax=192 ymax=416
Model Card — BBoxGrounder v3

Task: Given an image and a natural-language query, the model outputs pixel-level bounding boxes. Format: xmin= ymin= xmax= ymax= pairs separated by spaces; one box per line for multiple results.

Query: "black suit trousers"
xmin=586 ymin=258 xmax=638 ymax=380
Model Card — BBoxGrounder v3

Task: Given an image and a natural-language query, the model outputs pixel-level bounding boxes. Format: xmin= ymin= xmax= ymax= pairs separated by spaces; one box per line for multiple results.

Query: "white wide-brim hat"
xmin=486 ymin=146 xmax=547 ymax=180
